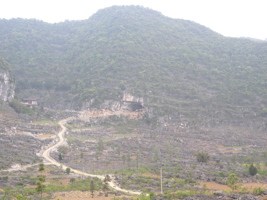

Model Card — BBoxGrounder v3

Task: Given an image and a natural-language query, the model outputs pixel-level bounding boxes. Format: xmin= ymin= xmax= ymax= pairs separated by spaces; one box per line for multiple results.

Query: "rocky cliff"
xmin=0 ymin=57 xmax=15 ymax=102
xmin=122 ymin=92 xmax=144 ymax=103
xmin=0 ymin=71 xmax=15 ymax=102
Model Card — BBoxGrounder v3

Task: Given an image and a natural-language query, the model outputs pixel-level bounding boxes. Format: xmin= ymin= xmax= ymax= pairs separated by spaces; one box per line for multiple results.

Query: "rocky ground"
xmin=0 ymin=103 xmax=71 ymax=170
xmin=46 ymin=109 xmax=267 ymax=198
xmin=1 ymin=105 xmax=267 ymax=199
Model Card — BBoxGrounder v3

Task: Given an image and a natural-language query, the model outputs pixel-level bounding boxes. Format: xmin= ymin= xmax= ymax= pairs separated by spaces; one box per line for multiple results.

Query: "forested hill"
xmin=0 ymin=5 xmax=267 ymax=127
xmin=0 ymin=55 xmax=10 ymax=71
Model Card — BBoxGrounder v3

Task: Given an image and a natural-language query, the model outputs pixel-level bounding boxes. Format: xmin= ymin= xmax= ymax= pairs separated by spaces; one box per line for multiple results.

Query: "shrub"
xmin=253 ymin=187 xmax=265 ymax=195
xmin=227 ymin=173 xmax=241 ymax=191
xmin=249 ymin=164 xmax=258 ymax=176
xmin=195 ymin=151 xmax=210 ymax=162
xmin=66 ymin=167 xmax=71 ymax=174
xmin=9 ymin=99 xmax=34 ymax=115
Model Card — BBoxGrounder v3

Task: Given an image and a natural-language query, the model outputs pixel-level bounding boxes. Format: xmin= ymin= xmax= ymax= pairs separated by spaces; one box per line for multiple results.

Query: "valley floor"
xmin=1 ymin=108 xmax=267 ymax=199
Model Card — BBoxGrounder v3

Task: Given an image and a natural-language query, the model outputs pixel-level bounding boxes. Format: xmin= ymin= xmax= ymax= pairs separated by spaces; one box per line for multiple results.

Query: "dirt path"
xmin=42 ymin=117 xmax=141 ymax=195
xmin=1 ymin=163 xmax=40 ymax=172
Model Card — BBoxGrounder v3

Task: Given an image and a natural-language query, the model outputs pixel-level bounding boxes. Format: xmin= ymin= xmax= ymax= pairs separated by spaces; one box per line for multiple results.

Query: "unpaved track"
xmin=42 ymin=117 xmax=141 ymax=195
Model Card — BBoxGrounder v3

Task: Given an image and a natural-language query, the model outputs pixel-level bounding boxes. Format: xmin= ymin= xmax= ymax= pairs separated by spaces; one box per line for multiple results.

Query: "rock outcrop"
xmin=0 ymin=57 xmax=15 ymax=102
xmin=120 ymin=92 xmax=144 ymax=111
xmin=122 ymin=92 xmax=143 ymax=103
xmin=0 ymin=70 xmax=15 ymax=102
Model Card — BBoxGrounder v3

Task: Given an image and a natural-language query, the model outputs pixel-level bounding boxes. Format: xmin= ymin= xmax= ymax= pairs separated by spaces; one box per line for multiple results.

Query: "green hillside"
xmin=0 ymin=55 xmax=10 ymax=71
xmin=0 ymin=5 xmax=267 ymax=128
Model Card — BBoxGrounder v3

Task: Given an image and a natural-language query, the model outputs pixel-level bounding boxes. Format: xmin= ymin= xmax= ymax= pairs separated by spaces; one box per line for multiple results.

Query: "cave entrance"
xmin=120 ymin=101 xmax=144 ymax=112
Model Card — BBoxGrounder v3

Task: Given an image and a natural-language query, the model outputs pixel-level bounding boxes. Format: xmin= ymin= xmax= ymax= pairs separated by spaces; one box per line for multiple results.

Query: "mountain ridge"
xmin=0 ymin=5 xmax=266 ymax=129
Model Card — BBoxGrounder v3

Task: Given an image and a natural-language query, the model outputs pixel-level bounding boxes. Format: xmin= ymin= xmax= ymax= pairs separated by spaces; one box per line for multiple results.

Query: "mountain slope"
xmin=0 ymin=5 xmax=267 ymax=128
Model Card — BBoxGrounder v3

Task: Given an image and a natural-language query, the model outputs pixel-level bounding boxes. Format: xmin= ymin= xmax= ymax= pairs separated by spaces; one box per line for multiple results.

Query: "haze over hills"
xmin=0 ymin=5 xmax=267 ymax=129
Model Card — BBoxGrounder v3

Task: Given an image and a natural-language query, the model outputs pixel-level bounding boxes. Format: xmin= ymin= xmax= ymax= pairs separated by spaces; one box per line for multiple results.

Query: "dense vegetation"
xmin=0 ymin=5 xmax=266 ymax=127
xmin=0 ymin=56 xmax=9 ymax=71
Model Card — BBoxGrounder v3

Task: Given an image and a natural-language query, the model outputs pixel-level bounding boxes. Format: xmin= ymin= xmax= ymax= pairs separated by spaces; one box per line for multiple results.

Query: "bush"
xmin=195 ymin=151 xmax=210 ymax=162
xmin=227 ymin=173 xmax=241 ymax=191
xmin=253 ymin=187 xmax=265 ymax=195
xmin=261 ymin=108 xmax=267 ymax=116
xmin=9 ymin=99 xmax=34 ymax=115
xmin=218 ymin=172 xmax=226 ymax=177
xmin=249 ymin=164 xmax=258 ymax=176
xmin=70 ymin=178 xmax=75 ymax=183
xmin=66 ymin=167 xmax=71 ymax=174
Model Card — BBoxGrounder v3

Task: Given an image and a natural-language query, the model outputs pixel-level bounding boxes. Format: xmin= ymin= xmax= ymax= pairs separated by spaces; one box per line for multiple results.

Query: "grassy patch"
xmin=222 ymin=146 xmax=242 ymax=149
xmin=163 ymin=189 xmax=198 ymax=199
xmin=113 ymin=133 xmax=139 ymax=137
xmin=69 ymin=126 xmax=96 ymax=130
xmin=33 ymin=120 xmax=52 ymax=124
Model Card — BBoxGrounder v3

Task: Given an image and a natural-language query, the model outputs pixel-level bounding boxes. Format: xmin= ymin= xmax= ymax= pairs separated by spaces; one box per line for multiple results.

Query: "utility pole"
xmin=82 ymin=166 xmax=84 ymax=180
xmin=160 ymin=167 xmax=163 ymax=194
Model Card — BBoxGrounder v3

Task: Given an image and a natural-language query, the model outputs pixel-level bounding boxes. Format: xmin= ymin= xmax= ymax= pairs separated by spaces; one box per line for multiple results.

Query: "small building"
xmin=22 ymin=97 xmax=38 ymax=105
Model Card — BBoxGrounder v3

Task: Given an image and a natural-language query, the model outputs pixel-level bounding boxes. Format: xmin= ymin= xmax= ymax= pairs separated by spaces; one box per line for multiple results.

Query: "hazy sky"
xmin=0 ymin=0 xmax=266 ymax=40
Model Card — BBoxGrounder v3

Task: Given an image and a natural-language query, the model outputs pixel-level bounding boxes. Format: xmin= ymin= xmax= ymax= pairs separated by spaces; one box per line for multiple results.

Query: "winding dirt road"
xmin=42 ymin=117 xmax=141 ymax=195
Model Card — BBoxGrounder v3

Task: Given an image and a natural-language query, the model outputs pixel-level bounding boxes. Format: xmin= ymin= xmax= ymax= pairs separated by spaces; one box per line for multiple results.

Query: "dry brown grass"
xmin=37 ymin=134 xmax=54 ymax=139
xmin=140 ymin=174 xmax=160 ymax=179
xmin=200 ymin=182 xmax=231 ymax=191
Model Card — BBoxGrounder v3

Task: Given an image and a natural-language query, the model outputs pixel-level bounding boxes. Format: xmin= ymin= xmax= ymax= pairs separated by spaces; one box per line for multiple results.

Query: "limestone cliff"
xmin=0 ymin=57 xmax=15 ymax=102
xmin=84 ymin=92 xmax=144 ymax=112
xmin=122 ymin=92 xmax=143 ymax=103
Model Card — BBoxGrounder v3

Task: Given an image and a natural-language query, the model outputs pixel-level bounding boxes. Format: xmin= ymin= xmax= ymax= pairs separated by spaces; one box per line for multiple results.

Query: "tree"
xmin=227 ymin=173 xmax=241 ymax=191
xmin=58 ymin=145 xmax=68 ymax=155
xmin=104 ymin=174 xmax=111 ymax=182
xmin=103 ymin=183 xmax=109 ymax=197
xmin=195 ymin=151 xmax=210 ymax=163
xmin=245 ymin=156 xmax=253 ymax=164
xmin=97 ymin=139 xmax=104 ymax=152
xmin=149 ymin=192 xmax=155 ymax=200
xmin=39 ymin=163 xmax=45 ymax=173
xmin=70 ymin=178 xmax=76 ymax=183
xmin=36 ymin=181 xmax=45 ymax=198
xmin=59 ymin=153 xmax=63 ymax=161
xmin=36 ymin=163 xmax=45 ymax=199
xmin=249 ymin=164 xmax=258 ymax=176
xmin=90 ymin=180 xmax=95 ymax=198
xmin=103 ymin=175 xmax=110 ymax=197
xmin=38 ymin=163 xmax=45 ymax=182
xmin=66 ymin=167 xmax=71 ymax=174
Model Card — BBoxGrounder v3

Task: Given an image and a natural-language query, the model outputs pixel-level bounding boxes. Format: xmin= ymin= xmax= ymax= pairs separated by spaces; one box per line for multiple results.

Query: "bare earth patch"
xmin=243 ymin=183 xmax=267 ymax=191
xmin=38 ymin=134 xmax=54 ymax=139
xmin=140 ymin=174 xmax=160 ymax=179
xmin=200 ymin=182 xmax=231 ymax=191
